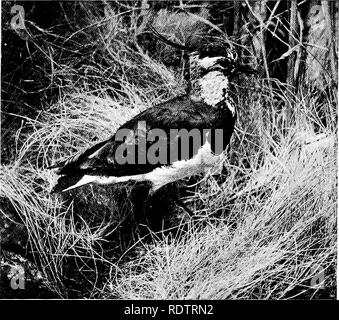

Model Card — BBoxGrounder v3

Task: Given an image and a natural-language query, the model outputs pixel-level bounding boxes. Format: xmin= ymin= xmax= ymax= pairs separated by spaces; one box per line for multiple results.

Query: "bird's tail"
xmin=51 ymin=174 xmax=97 ymax=193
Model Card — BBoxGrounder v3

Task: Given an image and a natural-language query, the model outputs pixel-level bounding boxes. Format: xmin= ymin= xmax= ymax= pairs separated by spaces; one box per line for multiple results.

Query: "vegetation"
xmin=0 ymin=1 xmax=337 ymax=299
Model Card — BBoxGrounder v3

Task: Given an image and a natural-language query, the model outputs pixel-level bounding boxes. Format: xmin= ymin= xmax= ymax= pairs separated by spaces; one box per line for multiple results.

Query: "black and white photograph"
xmin=0 ymin=0 xmax=337 ymax=303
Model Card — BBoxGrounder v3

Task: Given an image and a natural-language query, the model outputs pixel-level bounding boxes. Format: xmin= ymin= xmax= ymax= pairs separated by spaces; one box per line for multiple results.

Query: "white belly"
xmin=72 ymin=140 xmax=222 ymax=193
xmin=144 ymin=140 xmax=222 ymax=192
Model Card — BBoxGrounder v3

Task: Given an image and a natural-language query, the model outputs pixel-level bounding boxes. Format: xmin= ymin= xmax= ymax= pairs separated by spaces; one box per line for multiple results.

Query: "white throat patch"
xmin=197 ymin=56 xmax=222 ymax=70
xmin=198 ymin=71 xmax=235 ymax=115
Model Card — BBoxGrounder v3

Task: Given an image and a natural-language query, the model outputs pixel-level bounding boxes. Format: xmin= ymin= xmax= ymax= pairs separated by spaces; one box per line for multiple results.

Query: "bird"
xmin=48 ymin=44 xmax=252 ymax=197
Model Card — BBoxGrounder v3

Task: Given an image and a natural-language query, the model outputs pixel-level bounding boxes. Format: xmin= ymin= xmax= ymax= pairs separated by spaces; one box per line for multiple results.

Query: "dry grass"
xmin=0 ymin=1 xmax=337 ymax=299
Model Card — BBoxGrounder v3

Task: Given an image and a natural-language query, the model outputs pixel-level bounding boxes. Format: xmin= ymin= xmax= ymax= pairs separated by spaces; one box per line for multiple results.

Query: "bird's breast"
xmin=194 ymin=71 xmax=236 ymax=117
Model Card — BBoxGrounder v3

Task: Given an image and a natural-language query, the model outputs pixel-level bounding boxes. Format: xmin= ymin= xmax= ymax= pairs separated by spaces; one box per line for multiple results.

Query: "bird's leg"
xmin=144 ymin=189 xmax=154 ymax=213
xmin=175 ymin=197 xmax=194 ymax=216
xmin=138 ymin=181 xmax=155 ymax=217
xmin=144 ymin=182 xmax=194 ymax=219
xmin=171 ymin=184 xmax=194 ymax=216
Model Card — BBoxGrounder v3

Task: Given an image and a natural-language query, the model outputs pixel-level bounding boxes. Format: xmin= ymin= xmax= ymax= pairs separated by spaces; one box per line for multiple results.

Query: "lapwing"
xmin=48 ymin=44 xmax=252 ymax=197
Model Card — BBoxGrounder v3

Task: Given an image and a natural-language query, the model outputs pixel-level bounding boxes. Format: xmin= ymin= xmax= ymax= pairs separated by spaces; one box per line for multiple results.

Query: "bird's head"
xmin=189 ymin=45 xmax=255 ymax=110
xmin=194 ymin=45 xmax=255 ymax=79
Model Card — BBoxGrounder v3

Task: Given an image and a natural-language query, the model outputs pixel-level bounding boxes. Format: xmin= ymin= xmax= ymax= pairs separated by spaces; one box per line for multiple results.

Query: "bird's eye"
xmin=218 ymin=58 xmax=231 ymax=69
xmin=226 ymin=51 xmax=238 ymax=62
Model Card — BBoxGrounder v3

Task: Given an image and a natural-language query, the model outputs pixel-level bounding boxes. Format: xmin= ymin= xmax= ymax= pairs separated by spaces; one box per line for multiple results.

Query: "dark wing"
xmin=50 ymin=95 xmax=232 ymax=178
xmin=47 ymin=139 xmax=108 ymax=170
